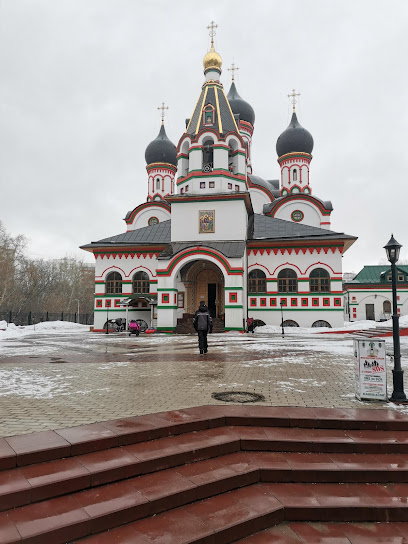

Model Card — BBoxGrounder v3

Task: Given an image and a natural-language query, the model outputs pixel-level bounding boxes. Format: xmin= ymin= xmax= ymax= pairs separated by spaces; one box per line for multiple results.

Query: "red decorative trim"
xmin=229 ymin=292 xmax=237 ymax=303
xmin=265 ymin=194 xmax=331 ymax=217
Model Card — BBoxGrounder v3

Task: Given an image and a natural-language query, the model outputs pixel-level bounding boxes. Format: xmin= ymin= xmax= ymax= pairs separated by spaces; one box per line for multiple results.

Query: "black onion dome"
xmin=227 ymin=82 xmax=255 ymax=126
xmin=276 ymin=112 xmax=314 ymax=157
xmin=145 ymin=124 xmax=177 ymax=166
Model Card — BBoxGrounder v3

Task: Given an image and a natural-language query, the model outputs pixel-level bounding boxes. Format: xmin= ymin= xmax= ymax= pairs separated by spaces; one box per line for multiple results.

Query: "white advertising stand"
xmin=353 ymin=337 xmax=387 ymax=401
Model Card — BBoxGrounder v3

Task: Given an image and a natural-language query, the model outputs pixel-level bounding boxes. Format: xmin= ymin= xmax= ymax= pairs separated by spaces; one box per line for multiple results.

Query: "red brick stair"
xmin=1 ymin=406 xmax=408 ymax=543
xmin=176 ymin=313 xmax=225 ymax=334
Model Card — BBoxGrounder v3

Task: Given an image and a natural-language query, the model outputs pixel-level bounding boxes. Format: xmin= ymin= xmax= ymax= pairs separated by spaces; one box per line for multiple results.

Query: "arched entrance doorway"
xmin=182 ymin=260 xmax=224 ymax=317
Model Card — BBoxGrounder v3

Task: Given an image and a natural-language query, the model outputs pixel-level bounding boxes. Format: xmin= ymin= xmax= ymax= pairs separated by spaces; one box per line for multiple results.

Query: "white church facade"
xmin=81 ymin=26 xmax=356 ymax=333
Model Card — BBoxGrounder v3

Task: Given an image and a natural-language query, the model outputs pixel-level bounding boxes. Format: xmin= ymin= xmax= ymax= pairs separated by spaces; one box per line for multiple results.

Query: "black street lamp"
xmin=280 ymin=300 xmax=285 ymax=338
xmin=384 ymin=234 xmax=407 ymax=402
xmin=106 ymin=305 xmax=109 ymax=335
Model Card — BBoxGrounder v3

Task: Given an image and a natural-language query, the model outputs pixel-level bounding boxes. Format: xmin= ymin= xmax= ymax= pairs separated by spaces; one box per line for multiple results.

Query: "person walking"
xmin=193 ymin=301 xmax=213 ymax=355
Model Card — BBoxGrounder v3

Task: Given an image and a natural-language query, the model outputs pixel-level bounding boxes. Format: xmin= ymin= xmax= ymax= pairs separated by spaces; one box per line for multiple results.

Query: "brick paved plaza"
xmin=1 ymin=329 xmax=407 ymax=437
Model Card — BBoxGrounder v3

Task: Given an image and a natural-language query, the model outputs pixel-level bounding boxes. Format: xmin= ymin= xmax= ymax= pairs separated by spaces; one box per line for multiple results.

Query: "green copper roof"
xmin=349 ymin=265 xmax=408 ymax=284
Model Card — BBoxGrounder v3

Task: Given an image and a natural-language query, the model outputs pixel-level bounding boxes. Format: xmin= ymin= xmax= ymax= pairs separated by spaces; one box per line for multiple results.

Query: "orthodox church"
xmin=81 ymin=24 xmax=356 ymax=332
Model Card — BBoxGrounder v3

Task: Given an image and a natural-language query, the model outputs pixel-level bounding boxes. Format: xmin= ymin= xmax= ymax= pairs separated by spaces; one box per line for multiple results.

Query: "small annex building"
xmin=81 ymin=26 xmax=357 ymax=332
xmin=344 ymin=265 xmax=408 ymax=322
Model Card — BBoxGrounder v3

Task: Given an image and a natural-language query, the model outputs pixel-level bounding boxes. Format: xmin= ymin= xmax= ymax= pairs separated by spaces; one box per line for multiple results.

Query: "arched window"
xmin=248 ymin=269 xmax=266 ymax=293
xmin=383 ymin=300 xmax=391 ymax=314
xmin=203 ymin=105 xmax=215 ymax=126
xmin=293 ymin=169 xmax=297 ymax=181
xmin=156 ymin=177 xmax=161 ymax=190
xmin=310 ymin=268 xmax=330 ymax=292
xmin=133 ymin=271 xmax=150 ymax=294
xmin=282 ymin=320 xmax=299 ymax=327
xmin=228 ymin=140 xmax=238 ymax=175
xmin=202 ymin=138 xmax=214 ymax=172
xmin=180 ymin=141 xmax=189 ymax=177
xmin=106 ymin=272 xmax=122 ymax=294
xmin=312 ymin=320 xmax=332 ymax=328
xmin=278 ymin=269 xmax=297 ymax=293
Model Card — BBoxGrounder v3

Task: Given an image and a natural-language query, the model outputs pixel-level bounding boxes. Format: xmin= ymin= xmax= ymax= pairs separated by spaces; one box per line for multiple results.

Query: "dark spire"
xmin=227 ymin=82 xmax=255 ymax=126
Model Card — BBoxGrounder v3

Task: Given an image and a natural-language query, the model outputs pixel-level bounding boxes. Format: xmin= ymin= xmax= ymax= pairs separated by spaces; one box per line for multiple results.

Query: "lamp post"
xmin=384 ymin=234 xmax=407 ymax=402
xmin=106 ymin=305 xmax=109 ymax=335
xmin=280 ymin=300 xmax=285 ymax=338
xmin=74 ymin=299 xmax=80 ymax=324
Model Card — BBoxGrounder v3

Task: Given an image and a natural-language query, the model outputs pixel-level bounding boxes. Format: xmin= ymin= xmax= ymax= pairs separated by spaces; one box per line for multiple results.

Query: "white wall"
xmin=130 ymin=206 xmax=171 ymax=230
xmin=171 ymin=199 xmax=248 ymax=242
xmin=249 ymin=188 xmax=270 ymax=214
xmin=273 ymin=201 xmax=326 ymax=228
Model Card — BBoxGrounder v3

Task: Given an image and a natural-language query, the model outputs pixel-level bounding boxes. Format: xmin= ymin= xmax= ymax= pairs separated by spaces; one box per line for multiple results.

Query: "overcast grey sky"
xmin=1 ymin=0 xmax=407 ymax=274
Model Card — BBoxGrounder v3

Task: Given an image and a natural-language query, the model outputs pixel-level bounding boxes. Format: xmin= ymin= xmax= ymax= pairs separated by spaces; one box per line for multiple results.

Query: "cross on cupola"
xmin=288 ymin=89 xmax=301 ymax=112
xmin=207 ymin=20 xmax=218 ymax=47
xmin=157 ymin=102 xmax=169 ymax=125
xmin=228 ymin=62 xmax=239 ymax=82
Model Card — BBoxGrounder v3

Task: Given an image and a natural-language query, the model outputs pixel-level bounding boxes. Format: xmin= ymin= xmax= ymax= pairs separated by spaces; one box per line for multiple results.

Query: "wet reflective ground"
xmin=1 ymin=331 xmax=407 ymax=437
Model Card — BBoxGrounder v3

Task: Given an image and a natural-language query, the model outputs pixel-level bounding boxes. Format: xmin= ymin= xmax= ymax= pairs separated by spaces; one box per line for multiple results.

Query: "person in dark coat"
xmin=193 ymin=301 xmax=213 ymax=355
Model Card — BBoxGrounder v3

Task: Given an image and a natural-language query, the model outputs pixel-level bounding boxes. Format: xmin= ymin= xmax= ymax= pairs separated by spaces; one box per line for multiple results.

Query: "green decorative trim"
xmin=157 ymin=288 xmax=178 ymax=292
xmin=157 ymin=247 xmax=244 ymax=277
xmin=225 ymin=327 xmax=245 ymax=331
xmin=94 ymin=308 xmax=150 ymax=312
xmin=249 ymin=308 xmax=343 ymax=312
xmin=94 ymin=294 xmax=128 ymax=298
xmin=224 ymin=305 xmax=243 ymax=309
xmin=156 ymin=327 xmax=176 ymax=332
xmin=248 ymin=293 xmax=342 ymax=297
xmin=156 ymin=305 xmax=178 ymax=309
xmin=224 ymin=286 xmax=243 ymax=290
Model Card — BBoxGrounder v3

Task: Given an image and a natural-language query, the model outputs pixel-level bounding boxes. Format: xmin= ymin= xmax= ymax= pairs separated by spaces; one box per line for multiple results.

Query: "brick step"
xmin=73 ymin=482 xmax=408 ymax=543
xmin=1 ymin=406 xmax=408 ymax=543
xmin=237 ymin=521 xmax=408 ymax=543
xmin=2 ymin=406 xmax=408 ymax=472
xmin=3 ymin=431 xmax=408 ymax=513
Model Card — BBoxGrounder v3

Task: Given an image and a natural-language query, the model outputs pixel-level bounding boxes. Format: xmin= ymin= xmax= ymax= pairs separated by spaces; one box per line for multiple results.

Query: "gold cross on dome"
xmin=228 ymin=62 xmax=239 ymax=82
xmin=157 ymin=102 xmax=169 ymax=125
xmin=207 ymin=20 xmax=218 ymax=47
xmin=288 ymin=89 xmax=301 ymax=112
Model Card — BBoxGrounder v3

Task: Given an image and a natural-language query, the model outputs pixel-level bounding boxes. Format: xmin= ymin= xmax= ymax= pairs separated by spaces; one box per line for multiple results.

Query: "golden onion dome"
xmin=203 ymin=45 xmax=222 ymax=72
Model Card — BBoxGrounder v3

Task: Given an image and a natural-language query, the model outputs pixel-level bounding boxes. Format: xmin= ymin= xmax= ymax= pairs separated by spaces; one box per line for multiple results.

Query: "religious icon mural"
xmin=199 ymin=210 xmax=215 ymax=233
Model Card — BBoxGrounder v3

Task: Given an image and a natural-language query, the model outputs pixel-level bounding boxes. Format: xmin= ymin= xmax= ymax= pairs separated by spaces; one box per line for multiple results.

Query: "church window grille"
xmin=106 ymin=272 xmax=122 ymax=294
xmin=148 ymin=217 xmax=159 ymax=226
xmin=293 ymin=169 xmax=297 ymax=181
xmin=228 ymin=183 xmax=232 ymax=189
xmin=310 ymin=268 xmax=330 ymax=292
xmin=235 ymin=185 xmax=239 ymax=191
xmin=278 ymin=269 xmax=298 ymax=293
xmin=156 ymin=178 xmax=161 ymax=189
xmin=209 ymin=181 xmax=215 ymax=188
xmin=202 ymin=139 xmax=214 ymax=171
xmin=383 ymin=300 xmax=391 ymax=314
xmin=248 ymin=269 xmax=266 ymax=293
xmin=312 ymin=320 xmax=331 ymax=328
xmin=282 ymin=320 xmax=299 ymax=327
xmin=200 ymin=182 xmax=206 ymax=189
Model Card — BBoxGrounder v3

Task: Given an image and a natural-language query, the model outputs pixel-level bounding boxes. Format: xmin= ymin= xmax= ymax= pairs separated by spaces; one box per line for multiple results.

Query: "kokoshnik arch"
xmin=81 ymin=23 xmax=357 ymax=332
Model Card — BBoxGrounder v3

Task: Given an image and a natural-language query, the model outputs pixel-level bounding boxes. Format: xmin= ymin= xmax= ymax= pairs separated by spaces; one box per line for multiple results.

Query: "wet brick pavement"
xmin=0 ymin=330 xmax=407 ymax=437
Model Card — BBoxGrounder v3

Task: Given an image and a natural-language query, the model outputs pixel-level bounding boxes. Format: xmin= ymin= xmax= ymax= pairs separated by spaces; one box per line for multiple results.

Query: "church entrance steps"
xmin=176 ymin=313 xmax=225 ymax=334
xmin=1 ymin=406 xmax=408 ymax=543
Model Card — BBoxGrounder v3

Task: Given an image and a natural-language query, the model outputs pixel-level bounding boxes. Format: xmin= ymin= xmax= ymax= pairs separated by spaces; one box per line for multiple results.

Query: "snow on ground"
xmin=0 ymin=320 xmax=90 ymax=341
